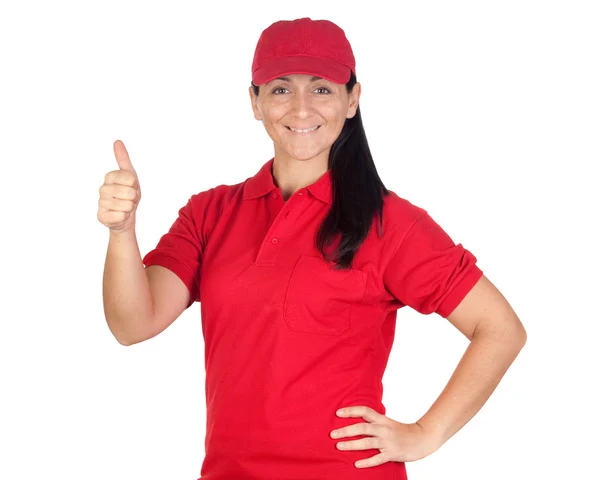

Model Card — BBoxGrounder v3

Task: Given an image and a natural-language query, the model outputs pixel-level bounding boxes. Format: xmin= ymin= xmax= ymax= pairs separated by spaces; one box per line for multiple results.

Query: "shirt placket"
xmin=255 ymin=188 xmax=309 ymax=266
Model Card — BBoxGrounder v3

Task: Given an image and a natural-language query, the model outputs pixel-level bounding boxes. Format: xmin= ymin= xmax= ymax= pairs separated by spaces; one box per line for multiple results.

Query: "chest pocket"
xmin=283 ymin=255 xmax=367 ymax=336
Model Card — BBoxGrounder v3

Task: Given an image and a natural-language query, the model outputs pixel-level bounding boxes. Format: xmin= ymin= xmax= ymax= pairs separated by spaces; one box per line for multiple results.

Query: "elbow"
xmin=516 ymin=323 xmax=527 ymax=349
xmin=111 ymin=329 xmax=134 ymax=346
xmin=504 ymin=321 xmax=528 ymax=353
xmin=117 ymin=336 xmax=134 ymax=347
xmin=106 ymin=319 xmax=139 ymax=346
xmin=473 ymin=316 xmax=527 ymax=351
xmin=114 ymin=330 xmax=146 ymax=346
xmin=510 ymin=314 xmax=527 ymax=349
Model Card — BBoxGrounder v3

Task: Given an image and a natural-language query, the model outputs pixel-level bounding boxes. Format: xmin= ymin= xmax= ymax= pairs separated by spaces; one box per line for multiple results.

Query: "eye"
xmin=271 ymin=86 xmax=332 ymax=95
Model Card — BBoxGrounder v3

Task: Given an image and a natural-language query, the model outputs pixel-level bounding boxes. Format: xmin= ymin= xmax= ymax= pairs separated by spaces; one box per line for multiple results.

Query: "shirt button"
xmin=271 ymin=192 xmax=278 ymax=199
xmin=298 ymin=192 xmax=304 ymax=196
xmin=271 ymin=238 xmax=279 ymax=244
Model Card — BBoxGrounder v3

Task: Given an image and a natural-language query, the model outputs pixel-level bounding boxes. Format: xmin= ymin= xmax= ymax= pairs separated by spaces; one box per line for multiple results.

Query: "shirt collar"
xmin=243 ymin=157 xmax=332 ymax=205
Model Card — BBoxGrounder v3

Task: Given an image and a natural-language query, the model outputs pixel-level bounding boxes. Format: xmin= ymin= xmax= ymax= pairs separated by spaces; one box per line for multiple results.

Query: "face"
xmin=249 ymin=73 xmax=361 ymax=164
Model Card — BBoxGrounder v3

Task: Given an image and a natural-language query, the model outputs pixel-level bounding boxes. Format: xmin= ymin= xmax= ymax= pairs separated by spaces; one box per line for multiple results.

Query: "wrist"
xmin=415 ymin=416 xmax=447 ymax=452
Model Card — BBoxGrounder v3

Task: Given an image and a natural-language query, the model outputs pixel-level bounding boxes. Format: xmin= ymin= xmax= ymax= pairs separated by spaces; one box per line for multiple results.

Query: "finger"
xmin=354 ymin=452 xmax=388 ymax=468
xmin=333 ymin=420 xmax=383 ymax=440
xmin=337 ymin=406 xmax=382 ymax=423
xmin=113 ymin=139 xmax=136 ymax=173
xmin=99 ymin=183 xmax=138 ymax=200
xmin=337 ymin=435 xmax=383 ymax=452
xmin=104 ymin=169 xmax=138 ymax=187
xmin=98 ymin=197 xmax=136 ymax=213
xmin=101 ymin=209 xmax=129 ymax=224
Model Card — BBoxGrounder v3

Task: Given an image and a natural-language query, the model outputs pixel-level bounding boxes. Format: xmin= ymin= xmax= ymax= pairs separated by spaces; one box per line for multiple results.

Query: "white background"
xmin=1 ymin=1 xmax=598 ymax=479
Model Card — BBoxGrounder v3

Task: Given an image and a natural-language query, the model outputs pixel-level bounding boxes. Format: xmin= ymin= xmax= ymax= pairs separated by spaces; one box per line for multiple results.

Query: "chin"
xmin=289 ymin=150 xmax=327 ymax=162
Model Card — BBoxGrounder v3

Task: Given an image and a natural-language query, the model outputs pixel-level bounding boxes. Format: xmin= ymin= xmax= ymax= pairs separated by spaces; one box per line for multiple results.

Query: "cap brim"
xmin=252 ymin=55 xmax=351 ymax=85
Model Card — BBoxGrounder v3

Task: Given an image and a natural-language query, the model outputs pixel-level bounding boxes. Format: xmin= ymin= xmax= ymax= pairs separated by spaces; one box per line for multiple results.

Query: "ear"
xmin=346 ymin=82 xmax=361 ymax=119
xmin=249 ymin=86 xmax=262 ymax=121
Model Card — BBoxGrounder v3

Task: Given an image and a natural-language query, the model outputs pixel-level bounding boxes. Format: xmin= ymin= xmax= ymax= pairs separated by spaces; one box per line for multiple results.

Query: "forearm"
xmin=416 ymin=323 xmax=527 ymax=449
xmin=103 ymin=228 xmax=154 ymax=345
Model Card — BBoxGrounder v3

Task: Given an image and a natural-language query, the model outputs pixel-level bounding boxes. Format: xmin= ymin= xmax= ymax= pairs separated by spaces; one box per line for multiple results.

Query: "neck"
xmin=271 ymin=155 xmax=328 ymax=200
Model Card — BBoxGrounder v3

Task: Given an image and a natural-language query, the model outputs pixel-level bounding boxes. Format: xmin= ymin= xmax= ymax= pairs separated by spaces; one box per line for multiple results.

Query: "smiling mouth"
xmin=286 ymin=125 xmax=321 ymax=133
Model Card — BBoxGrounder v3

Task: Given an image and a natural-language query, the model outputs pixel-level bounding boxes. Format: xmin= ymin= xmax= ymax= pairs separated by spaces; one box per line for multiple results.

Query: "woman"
xmin=99 ymin=17 xmax=527 ymax=480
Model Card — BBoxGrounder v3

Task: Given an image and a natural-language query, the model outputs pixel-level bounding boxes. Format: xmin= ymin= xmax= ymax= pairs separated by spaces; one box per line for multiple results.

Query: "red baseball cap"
xmin=251 ymin=17 xmax=356 ymax=86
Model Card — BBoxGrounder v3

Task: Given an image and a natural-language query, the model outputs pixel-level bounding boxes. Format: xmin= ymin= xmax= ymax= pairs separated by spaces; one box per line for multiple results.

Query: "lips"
xmin=286 ymin=125 xmax=321 ymax=133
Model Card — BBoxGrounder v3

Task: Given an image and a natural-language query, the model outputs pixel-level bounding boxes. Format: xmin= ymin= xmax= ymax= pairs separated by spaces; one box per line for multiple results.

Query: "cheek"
xmin=323 ymin=111 xmax=348 ymax=135
xmin=321 ymin=104 xmax=347 ymax=123
xmin=261 ymin=118 xmax=286 ymax=144
xmin=260 ymin=110 xmax=284 ymax=130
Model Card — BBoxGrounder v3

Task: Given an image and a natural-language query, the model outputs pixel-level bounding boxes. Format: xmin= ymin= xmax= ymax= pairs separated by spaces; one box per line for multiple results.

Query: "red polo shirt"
xmin=142 ymin=157 xmax=483 ymax=480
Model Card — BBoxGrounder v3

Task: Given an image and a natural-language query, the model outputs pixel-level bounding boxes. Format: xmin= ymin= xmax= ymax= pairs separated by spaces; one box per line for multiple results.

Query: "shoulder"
xmin=189 ymin=181 xmax=245 ymax=210
xmin=381 ymin=189 xmax=429 ymax=233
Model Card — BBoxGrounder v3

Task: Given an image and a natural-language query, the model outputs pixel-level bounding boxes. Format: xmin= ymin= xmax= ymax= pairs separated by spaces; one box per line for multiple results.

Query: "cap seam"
xmin=253 ymin=53 xmax=352 ymax=72
xmin=302 ymin=17 xmax=308 ymax=49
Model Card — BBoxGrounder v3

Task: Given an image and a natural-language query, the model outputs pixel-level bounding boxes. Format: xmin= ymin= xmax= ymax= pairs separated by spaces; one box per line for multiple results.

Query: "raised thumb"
xmin=113 ymin=140 xmax=136 ymax=173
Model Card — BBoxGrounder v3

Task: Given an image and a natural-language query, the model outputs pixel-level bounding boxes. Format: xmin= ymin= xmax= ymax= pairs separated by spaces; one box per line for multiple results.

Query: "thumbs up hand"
xmin=97 ymin=140 xmax=142 ymax=233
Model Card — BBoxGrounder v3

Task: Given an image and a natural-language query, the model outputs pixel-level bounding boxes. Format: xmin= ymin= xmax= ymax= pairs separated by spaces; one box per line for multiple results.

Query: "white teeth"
xmin=289 ymin=126 xmax=319 ymax=133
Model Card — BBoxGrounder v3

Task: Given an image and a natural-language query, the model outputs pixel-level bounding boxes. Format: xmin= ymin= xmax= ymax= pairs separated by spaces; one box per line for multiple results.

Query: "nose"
xmin=290 ymin=91 xmax=311 ymax=118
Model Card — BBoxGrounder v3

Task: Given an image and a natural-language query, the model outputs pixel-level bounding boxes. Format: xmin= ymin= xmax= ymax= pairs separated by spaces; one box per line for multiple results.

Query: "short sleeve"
xmin=382 ymin=213 xmax=484 ymax=317
xmin=142 ymin=195 xmax=203 ymax=309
